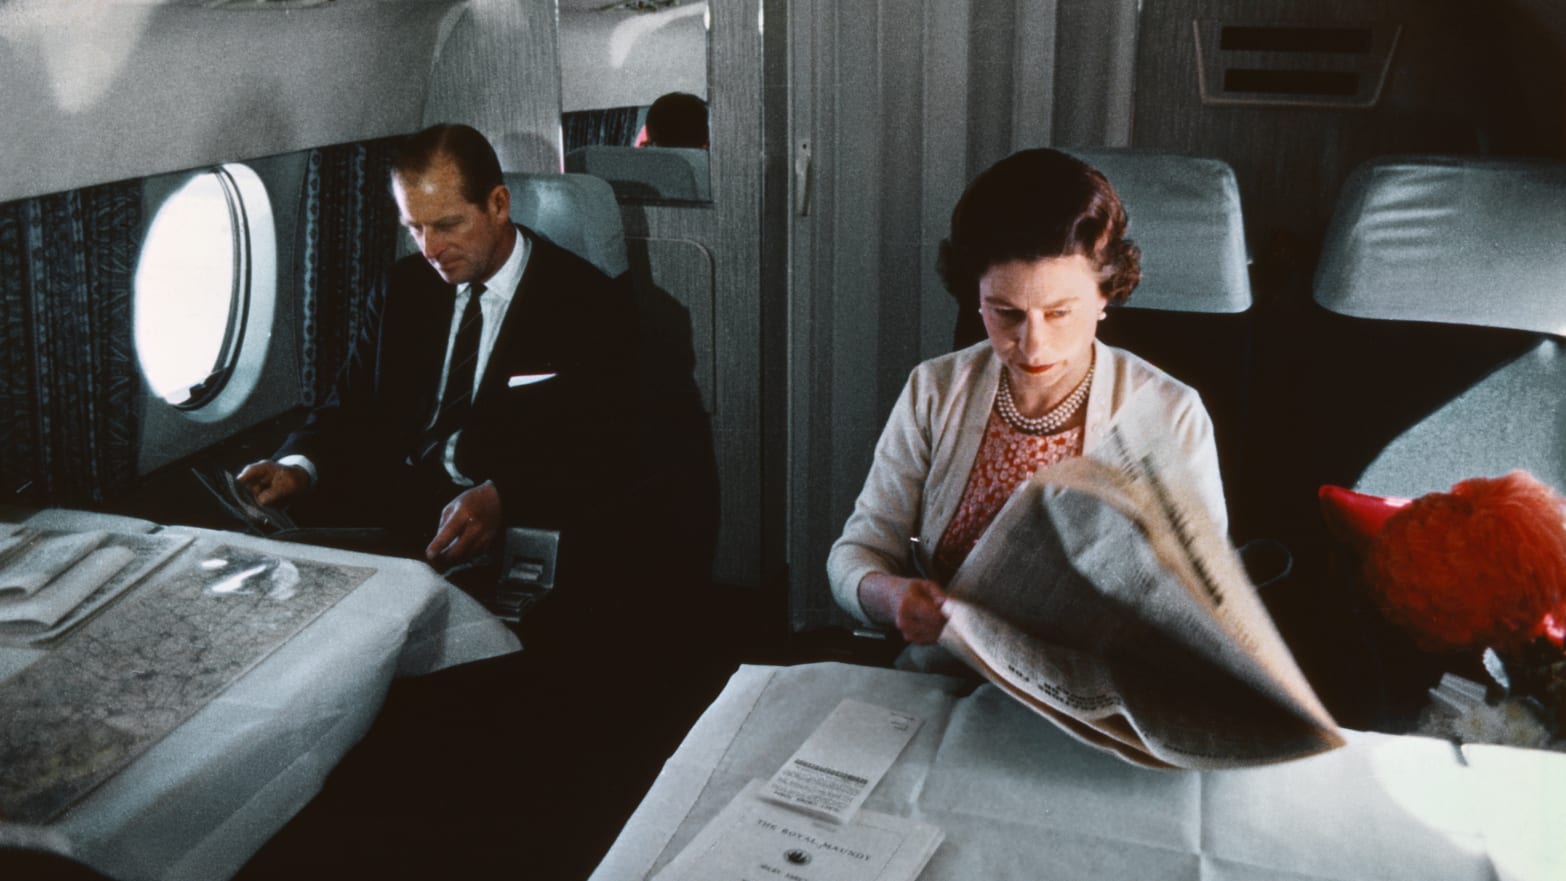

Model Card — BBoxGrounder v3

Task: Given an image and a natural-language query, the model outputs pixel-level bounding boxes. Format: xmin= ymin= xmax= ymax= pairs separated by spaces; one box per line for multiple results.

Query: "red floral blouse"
xmin=932 ymin=408 xmax=1084 ymax=580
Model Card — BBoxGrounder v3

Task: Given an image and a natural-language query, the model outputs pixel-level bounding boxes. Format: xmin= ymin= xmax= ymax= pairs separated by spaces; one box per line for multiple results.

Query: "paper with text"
xmin=761 ymin=699 xmax=922 ymax=824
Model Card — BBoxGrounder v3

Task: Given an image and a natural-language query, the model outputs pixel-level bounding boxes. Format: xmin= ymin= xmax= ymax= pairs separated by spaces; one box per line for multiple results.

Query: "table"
xmin=0 ymin=509 xmax=520 ymax=881
xmin=591 ymin=662 xmax=1564 ymax=881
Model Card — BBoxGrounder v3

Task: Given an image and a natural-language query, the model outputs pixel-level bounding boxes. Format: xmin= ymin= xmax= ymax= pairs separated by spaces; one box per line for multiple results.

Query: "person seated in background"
xmin=827 ymin=148 xmax=1228 ymax=646
xmin=642 ymin=91 xmax=709 ymax=149
xmin=237 ymin=123 xmax=639 ymax=573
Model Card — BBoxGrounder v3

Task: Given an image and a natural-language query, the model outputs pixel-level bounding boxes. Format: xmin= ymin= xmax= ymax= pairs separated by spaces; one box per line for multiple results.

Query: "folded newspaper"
xmin=936 ymin=400 xmax=1344 ymax=769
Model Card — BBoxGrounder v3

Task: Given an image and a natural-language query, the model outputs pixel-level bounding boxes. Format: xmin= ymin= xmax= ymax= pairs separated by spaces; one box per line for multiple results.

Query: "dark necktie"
xmin=420 ymin=282 xmax=485 ymax=460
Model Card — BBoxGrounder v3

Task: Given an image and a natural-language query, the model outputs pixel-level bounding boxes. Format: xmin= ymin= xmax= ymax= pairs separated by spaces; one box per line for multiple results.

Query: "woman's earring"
xmin=1099 ymin=310 xmax=1108 ymax=320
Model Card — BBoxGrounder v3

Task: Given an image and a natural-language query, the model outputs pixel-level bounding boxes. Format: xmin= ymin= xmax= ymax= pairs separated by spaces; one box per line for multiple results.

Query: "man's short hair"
xmin=391 ymin=123 xmax=504 ymax=207
xmin=645 ymin=92 xmax=709 ymax=149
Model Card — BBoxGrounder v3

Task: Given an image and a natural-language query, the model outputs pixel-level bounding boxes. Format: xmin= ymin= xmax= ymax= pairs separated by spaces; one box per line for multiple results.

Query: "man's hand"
xmin=858 ymin=573 xmax=950 ymax=645
xmin=426 ymin=480 xmax=503 ymax=568
xmin=235 ymin=460 xmax=309 ymax=508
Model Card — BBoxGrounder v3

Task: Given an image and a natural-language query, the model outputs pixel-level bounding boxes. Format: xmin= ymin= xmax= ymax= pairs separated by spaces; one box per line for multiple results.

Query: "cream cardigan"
xmin=827 ymin=339 xmax=1228 ymax=626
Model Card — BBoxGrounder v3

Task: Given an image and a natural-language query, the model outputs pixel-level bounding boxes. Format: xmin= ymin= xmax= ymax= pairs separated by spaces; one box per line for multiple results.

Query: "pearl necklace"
xmin=995 ymin=361 xmax=1094 ymax=435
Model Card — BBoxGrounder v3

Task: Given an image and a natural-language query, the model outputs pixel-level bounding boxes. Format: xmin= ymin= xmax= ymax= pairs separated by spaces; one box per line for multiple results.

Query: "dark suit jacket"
xmin=277 ymin=226 xmax=639 ymax=540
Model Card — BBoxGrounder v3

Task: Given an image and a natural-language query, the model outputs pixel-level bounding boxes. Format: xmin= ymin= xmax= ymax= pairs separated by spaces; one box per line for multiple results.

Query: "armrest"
xmin=491 ymin=526 xmax=560 ymax=622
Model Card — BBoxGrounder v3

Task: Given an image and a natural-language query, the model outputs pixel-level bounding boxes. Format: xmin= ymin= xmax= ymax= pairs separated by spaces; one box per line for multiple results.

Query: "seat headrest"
xmin=503 ymin=172 xmax=628 ymax=278
xmin=1314 ymin=156 xmax=1566 ymax=335
xmin=563 ymin=145 xmax=710 ymax=202
xmin=1064 ymin=148 xmax=1252 ymax=314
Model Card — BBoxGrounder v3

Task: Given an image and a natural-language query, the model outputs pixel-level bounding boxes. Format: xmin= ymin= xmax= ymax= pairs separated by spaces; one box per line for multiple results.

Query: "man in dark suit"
xmin=239 ymin=124 xmax=637 ymax=570
xmin=233 ymin=126 xmax=723 ymax=880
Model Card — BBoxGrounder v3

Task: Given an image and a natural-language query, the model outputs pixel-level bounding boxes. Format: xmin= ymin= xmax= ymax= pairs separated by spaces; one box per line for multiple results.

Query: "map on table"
xmin=0 ymin=537 xmax=373 ymax=823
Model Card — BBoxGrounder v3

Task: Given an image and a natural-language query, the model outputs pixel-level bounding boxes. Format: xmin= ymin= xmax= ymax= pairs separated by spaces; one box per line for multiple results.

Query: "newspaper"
xmin=937 ymin=397 xmax=1343 ymax=769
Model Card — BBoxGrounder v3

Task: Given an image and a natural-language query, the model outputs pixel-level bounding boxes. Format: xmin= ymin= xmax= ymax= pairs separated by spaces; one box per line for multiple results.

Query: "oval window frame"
xmin=133 ymin=163 xmax=276 ymax=419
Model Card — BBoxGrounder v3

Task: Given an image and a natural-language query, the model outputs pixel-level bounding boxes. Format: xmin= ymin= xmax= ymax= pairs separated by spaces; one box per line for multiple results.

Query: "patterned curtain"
xmin=0 ymin=182 xmax=141 ymax=508
xmin=297 ymin=138 xmax=401 ymax=406
xmin=563 ymin=105 xmax=647 ymax=153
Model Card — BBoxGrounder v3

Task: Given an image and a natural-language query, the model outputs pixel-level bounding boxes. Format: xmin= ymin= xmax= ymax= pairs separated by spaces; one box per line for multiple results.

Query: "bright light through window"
xmin=134 ymin=168 xmax=248 ymax=406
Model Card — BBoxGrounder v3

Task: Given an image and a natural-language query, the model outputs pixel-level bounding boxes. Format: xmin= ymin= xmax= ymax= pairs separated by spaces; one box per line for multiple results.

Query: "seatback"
xmin=1061 ymin=149 xmax=1257 ymax=536
xmin=1065 ymin=148 xmax=1253 ymax=317
xmin=503 ymin=171 xmax=629 ymax=278
xmin=1312 ymin=156 xmax=1566 ymax=498
xmin=563 ymin=145 xmax=710 ymax=202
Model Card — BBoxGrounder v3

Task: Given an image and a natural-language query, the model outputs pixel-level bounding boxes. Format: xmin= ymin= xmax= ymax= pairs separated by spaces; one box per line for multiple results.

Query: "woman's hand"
xmin=858 ymin=573 xmax=950 ymax=644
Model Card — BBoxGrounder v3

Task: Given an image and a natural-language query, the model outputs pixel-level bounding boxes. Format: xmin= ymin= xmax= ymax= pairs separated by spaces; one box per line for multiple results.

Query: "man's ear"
xmin=489 ymin=184 xmax=510 ymax=222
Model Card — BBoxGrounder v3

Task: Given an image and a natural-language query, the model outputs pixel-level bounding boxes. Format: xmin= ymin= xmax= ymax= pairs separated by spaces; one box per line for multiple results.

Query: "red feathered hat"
xmin=1320 ymin=473 xmax=1566 ymax=654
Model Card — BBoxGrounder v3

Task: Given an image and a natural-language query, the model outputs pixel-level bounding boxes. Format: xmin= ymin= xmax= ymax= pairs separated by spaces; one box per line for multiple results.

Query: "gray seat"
xmin=1064 ymin=147 xmax=1251 ymax=315
xmin=504 ymin=171 xmax=629 ymax=277
xmin=1312 ymin=155 xmax=1566 ymax=499
xmin=563 ymin=145 xmax=710 ymax=202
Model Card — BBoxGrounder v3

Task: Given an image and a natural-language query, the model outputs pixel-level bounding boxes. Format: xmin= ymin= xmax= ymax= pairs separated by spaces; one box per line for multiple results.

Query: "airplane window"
xmin=133 ymin=166 xmax=255 ymax=408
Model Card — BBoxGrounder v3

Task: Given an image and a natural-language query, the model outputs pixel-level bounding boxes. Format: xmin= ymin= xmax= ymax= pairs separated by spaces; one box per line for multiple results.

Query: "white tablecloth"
xmin=0 ymin=511 xmax=521 ymax=881
xmin=591 ymin=662 xmax=1565 ymax=881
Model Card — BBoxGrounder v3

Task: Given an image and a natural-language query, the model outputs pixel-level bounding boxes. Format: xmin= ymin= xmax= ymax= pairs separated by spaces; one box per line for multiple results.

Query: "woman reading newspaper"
xmin=828 ymin=148 xmax=1227 ymax=647
xmin=828 ymin=151 xmax=1342 ymax=768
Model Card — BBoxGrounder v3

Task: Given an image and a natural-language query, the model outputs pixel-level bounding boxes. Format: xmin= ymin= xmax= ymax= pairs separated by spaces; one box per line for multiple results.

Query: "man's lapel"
xmin=414 ymin=281 xmax=460 ymax=422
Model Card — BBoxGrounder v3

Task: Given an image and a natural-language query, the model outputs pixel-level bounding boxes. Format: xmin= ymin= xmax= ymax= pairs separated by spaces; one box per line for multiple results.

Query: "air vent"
xmin=1194 ymin=20 xmax=1401 ymax=109
xmin=1219 ymin=26 xmax=1373 ymax=54
xmin=1222 ymin=69 xmax=1359 ymax=97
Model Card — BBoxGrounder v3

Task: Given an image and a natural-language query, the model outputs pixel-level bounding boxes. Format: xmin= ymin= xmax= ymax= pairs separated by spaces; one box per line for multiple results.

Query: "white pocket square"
xmin=508 ymin=372 xmax=558 ymax=387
